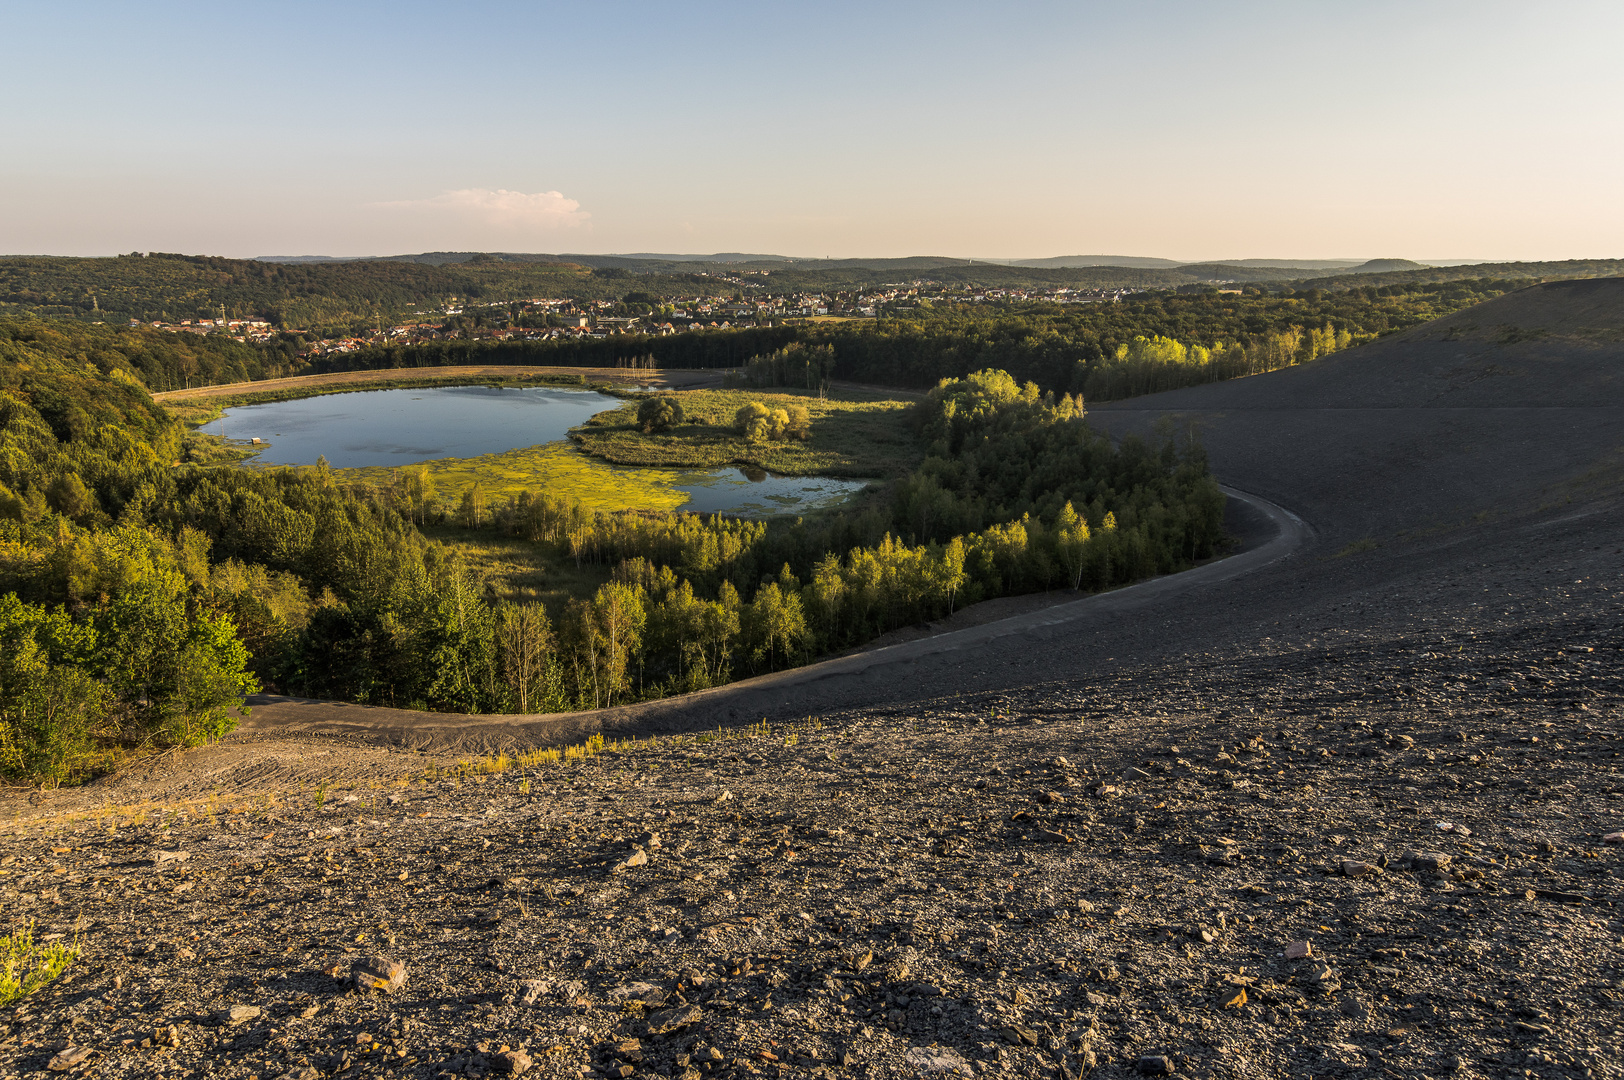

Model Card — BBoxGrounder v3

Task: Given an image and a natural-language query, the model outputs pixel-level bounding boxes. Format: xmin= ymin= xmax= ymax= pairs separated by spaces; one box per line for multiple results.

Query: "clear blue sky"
xmin=3 ymin=0 xmax=1620 ymax=261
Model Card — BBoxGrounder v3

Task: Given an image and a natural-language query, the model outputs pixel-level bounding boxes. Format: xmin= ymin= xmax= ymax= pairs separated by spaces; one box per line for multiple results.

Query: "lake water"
xmin=198 ymin=386 xmax=868 ymax=516
xmin=197 ymin=386 xmax=621 ymax=467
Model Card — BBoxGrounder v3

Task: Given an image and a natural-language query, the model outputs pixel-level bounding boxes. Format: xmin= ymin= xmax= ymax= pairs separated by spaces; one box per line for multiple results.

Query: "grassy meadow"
xmin=571 ymin=387 xmax=921 ymax=477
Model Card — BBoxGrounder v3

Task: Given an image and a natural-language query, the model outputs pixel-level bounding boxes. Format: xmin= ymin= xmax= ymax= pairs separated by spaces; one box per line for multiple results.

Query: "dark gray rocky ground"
xmin=4 ymin=280 xmax=1624 ymax=1080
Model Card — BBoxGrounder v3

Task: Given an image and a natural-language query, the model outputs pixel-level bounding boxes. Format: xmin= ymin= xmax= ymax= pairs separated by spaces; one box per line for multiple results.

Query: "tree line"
xmin=299 ymin=279 xmax=1527 ymax=400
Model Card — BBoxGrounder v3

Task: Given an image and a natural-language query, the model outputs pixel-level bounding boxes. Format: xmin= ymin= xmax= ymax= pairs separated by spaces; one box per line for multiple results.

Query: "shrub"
xmin=637 ymin=396 xmax=684 ymax=433
xmin=0 ymin=923 xmax=78 ymax=1007
xmin=734 ymin=402 xmax=810 ymax=442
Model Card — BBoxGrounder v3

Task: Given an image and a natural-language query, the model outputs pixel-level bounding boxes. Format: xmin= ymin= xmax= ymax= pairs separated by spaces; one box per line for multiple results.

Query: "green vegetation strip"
xmin=571 ymin=388 xmax=919 ymax=478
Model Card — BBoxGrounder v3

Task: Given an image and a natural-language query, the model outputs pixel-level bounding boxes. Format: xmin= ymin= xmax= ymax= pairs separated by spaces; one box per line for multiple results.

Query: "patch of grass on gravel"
xmin=0 ymin=924 xmax=78 ymax=1007
xmin=571 ymin=388 xmax=920 ymax=478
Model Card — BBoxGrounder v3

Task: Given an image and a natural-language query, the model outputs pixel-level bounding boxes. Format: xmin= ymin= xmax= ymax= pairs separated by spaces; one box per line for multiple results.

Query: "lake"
xmin=197 ymin=386 xmax=868 ymax=516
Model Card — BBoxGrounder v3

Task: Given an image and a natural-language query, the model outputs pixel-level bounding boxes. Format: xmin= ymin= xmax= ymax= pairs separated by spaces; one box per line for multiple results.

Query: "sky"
xmin=3 ymin=0 xmax=1621 ymax=262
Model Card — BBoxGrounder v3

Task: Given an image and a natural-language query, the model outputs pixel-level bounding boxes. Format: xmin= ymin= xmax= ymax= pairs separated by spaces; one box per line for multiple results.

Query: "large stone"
xmin=353 ymin=955 xmax=407 ymax=994
xmin=646 ymin=1004 xmax=704 ymax=1034
xmin=48 ymin=1047 xmax=92 ymax=1071
xmin=1407 ymin=851 xmax=1452 ymax=873
xmin=225 ymin=1004 xmax=262 ymax=1026
xmin=492 ymin=1048 xmax=533 ymax=1075
xmin=611 ymin=849 xmax=649 ymax=874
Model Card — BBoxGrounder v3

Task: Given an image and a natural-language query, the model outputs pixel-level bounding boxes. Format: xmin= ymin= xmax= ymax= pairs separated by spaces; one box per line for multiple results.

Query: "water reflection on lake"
xmin=198 ymin=386 xmax=869 ymax=516
xmin=673 ymin=467 xmax=868 ymax=515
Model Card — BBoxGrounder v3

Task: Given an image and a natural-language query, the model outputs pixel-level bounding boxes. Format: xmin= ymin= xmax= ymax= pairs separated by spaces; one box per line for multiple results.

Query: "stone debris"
xmin=2 ymin=614 xmax=1620 ymax=1080
xmin=1283 ymin=941 xmax=1313 ymax=960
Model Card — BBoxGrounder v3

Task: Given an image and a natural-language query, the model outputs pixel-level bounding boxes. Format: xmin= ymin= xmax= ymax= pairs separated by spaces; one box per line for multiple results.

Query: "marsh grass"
xmin=572 ymin=387 xmax=920 ymax=478
xmin=0 ymin=924 xmax=79 ymax=1007
xmin=340 ymin=442 xmax=691 ymax=513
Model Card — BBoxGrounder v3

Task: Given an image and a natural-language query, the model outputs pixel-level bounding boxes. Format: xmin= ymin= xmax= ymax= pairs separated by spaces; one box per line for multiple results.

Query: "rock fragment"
xmin=1407 ymin=851 xmax=1452 ymax=873
xmin=492 ymin=1048 xmax=533 ymax=1075
xmin=611 ymin=848 xmax=649 ymax=874
xmin=646 ymin=1004 xmax=703 ymax=1034
xmin=224 ymin=1004 xmax=262 ymax=1025
xmin=48 ymin=1047 xmax=92 ymax=1071
xmin=353 ymin=955 xmax=407 ymax=994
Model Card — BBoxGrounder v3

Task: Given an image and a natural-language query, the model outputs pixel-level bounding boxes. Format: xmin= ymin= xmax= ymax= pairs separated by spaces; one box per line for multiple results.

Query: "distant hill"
xmin=1349 ymin=258 xmax=1426 ymax=273
xmin=1295 ymin=259 xmax=1624 ymax=291
xmin=1001 ymin=255 xmax=1186 ymax=269
xmin=1209 ymin=258 xmax=1367 ymax=269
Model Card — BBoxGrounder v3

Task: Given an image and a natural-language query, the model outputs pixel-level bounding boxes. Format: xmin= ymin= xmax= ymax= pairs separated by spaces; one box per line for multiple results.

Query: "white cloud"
xmin=378 ymin=187 xmax=589 ymax=229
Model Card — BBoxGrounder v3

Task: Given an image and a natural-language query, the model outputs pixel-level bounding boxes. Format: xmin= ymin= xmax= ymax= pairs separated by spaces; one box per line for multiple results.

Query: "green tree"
xmin=497 ymin=602 xmax=553 ymax=713
xmin=0 ymin=596 xmax=110 ymax=786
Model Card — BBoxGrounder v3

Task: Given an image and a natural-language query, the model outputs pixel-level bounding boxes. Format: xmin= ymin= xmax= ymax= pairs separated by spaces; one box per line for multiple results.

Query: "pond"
xmin=197 ymin=386 xmax=869 ymax=516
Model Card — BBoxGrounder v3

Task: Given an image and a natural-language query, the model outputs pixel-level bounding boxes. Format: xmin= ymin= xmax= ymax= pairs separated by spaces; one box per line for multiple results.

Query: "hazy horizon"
xmin=4 ymin=1 xmax=1620 ymax=262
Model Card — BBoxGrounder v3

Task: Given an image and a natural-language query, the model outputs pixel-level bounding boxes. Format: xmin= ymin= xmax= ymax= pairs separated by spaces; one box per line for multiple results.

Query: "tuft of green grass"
xmin=571 ymin=387 xmax=920 ymax=478
xmin=0 ymin=924 xmax=79 ymax=1007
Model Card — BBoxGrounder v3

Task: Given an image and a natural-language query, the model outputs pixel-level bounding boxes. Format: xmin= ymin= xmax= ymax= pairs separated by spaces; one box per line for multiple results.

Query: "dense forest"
xmin=1 ymin=316 xmax=304 ymax=391
xmin=0 ymin=253 xmax=709 ymax=331
xmin=0 ymin=321 xmax=1222 ymax=785
xmin=313 ymin=279 xmax=1525 ymax=399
